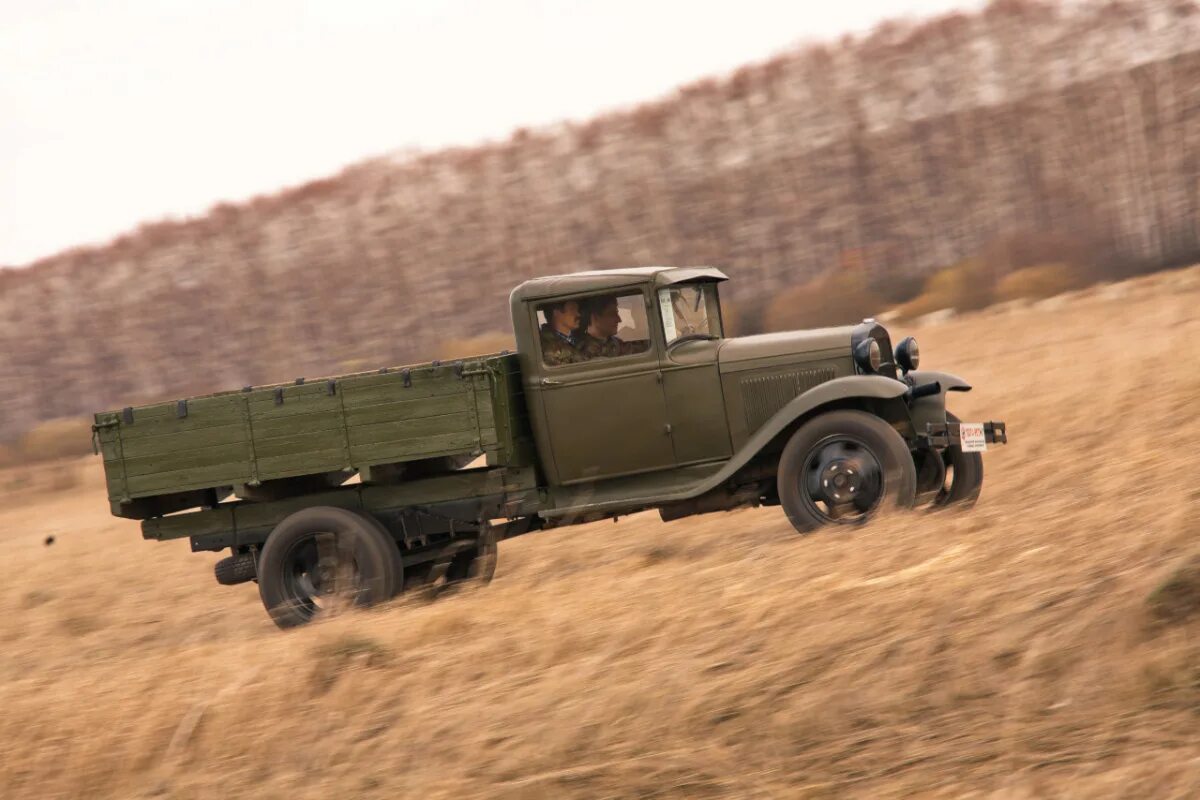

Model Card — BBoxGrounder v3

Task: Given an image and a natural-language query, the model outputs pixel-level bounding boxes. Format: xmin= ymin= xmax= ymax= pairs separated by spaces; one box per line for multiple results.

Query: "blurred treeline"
xmin=2 ymin=0 xmax=1199 ymax=443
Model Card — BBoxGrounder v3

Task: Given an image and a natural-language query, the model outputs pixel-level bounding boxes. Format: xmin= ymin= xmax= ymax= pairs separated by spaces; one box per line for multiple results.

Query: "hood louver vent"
xmin=741 ymin=368 xmax=835 ymax=432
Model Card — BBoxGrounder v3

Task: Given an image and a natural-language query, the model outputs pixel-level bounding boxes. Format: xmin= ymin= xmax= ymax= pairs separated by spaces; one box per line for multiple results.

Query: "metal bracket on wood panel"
xmin=240 ymin=393 xmax=260 ymax=486
xmin=402 ymin=368 xmax=412 ymax=387
xmin=176 ymin=399 xmax=188 ymax=418
xmin=294 ymin=377 xmax=305 ymax=385
xmin=273 ymin=387 xmax=284 ymax=405
xmin=453 ymin=360 xmax=464 ymax=378
xmin=122 ymin=407 xmax=134 ymax=425
xmin=326 ymin=379 xmax=337 ymax=396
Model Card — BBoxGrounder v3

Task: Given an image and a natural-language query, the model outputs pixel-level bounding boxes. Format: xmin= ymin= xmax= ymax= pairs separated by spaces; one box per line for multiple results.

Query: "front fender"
xmin=906 ymin=370 xmax=972 ymax=393
xmin=905 ymin=370 xmax=971 ymax=435
xmin=673 ymin=375 xmax=910 ymax=500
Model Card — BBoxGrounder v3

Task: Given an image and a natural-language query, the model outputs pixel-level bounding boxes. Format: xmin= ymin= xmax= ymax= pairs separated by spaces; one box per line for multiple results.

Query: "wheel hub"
xmin=802 ymin=436 xmax=886 ymax=523
xmin=820 ymin=461 xmax=863 ymax=504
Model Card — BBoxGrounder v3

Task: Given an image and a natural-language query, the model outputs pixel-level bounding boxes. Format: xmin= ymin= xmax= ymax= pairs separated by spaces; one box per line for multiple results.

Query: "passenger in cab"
xmin=579 ymin=295 xmax=650 ymax=359
xmin=539 ymin=299 xmax=584 ymax=365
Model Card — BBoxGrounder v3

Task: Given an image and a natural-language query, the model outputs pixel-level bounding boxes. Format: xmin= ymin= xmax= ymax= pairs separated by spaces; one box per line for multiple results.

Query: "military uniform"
xmin=539 ymin=325 xmax=584 ymax=365
xmin=578 ymin=333 xmax=649 ymax=359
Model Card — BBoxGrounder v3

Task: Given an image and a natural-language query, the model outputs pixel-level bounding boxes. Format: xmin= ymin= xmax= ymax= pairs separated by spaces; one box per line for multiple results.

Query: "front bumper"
xmin=919 ymin=420 xmax=1007 ymax=449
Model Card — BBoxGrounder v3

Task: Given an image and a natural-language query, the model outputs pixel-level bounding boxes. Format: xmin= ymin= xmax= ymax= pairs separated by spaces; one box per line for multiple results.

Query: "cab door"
xmin=537 ymin=357 xmax=674 ymax=484
xmin=527 ymin=293 xmax=675 ymax=485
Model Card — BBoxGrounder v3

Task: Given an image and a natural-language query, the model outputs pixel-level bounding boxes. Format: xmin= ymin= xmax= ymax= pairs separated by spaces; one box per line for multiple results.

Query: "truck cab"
xmin=512 ymin=267 xmax=732 ymax=487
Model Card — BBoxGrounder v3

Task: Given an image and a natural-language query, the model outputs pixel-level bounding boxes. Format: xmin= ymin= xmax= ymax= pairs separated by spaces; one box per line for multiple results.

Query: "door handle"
xmin=540 ymin=378 xmax=562 ymax=386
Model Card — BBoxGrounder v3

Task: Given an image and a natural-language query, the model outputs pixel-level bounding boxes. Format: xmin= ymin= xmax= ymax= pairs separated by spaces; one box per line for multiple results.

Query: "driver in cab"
xmin=579 ymin=295 xmax=649 ymax=359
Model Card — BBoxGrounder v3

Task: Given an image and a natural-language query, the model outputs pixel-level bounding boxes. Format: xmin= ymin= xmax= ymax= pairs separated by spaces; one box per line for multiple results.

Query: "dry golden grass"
xmin=2 ymin=265 xmax=1200 ymax=799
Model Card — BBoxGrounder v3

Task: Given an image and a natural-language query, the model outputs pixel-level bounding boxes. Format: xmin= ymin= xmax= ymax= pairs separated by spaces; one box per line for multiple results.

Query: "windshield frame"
xmin=656 ymin=281 xmax=725 ymax=345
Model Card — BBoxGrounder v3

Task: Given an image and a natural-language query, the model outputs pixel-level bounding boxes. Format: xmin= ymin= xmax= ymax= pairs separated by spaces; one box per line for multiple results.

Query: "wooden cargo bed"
xmin=94 ymin=353 xmax=530 ymax=519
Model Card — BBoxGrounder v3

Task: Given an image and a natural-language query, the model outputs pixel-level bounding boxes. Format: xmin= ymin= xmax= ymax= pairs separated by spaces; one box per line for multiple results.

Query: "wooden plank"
xmin=479 ymin=425 xmax=499 ymax=448
xmin=122 ymin=442 xmax=250 ymax=478
xmin=253 ymin=429 xmax=349 ymax=460
xmin=113 ymin=394 xmax=246 ymax=423
xmin=247 ymin=392 xmax=343 ymax=419
xmin=343 ymin=393 xmax=472 ymax=426
xmin=95 ymin=420 xmax=128 ymax=500
xmin=251 ymin=412 xmax=346 ymax=441
xmin=350 ymin=431 xmax=481 ymax=464
xmin=255 ymin=450 xmax=349 ymax=481
xmin=126 ymin=463 xmax=253 ymax=497
xmin=346 ymin=412 xmax=476 ymax=447
xmin=118 ymin=422 xmax=247 ymax=459
xmin=117 ymin=399 xmax=246 ymax=438
xmin=340 ymin=375 xmax=477 ymax=406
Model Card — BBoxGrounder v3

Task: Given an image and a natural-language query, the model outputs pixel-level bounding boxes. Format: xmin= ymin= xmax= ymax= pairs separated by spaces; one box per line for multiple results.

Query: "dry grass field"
xmin=2 ymin=266 xmax=1199 ymax=799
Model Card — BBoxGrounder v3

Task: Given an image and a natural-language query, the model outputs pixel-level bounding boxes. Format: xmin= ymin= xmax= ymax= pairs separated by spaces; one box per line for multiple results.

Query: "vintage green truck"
xmin=94 ymin=267 xmax=1006 ymax=627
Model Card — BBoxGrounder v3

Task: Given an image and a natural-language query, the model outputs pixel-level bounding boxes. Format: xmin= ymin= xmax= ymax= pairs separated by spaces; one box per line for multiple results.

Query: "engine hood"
xmin=718 ymin=327 xmax=854 ymax=373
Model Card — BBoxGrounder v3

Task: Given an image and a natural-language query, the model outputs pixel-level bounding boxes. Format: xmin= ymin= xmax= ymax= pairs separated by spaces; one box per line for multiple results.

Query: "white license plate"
xmin=959 ymin=422 xmax=988 ymax=453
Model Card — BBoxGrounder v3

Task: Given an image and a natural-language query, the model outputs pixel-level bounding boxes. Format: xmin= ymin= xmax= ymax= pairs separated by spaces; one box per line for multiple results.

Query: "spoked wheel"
xmin=931 ymin=412 xmax=984 ymax=509
xmin=258 ymin=507 xmax=402 ymax=629
xmin=778 ymin=410 xmax=917 ymax=534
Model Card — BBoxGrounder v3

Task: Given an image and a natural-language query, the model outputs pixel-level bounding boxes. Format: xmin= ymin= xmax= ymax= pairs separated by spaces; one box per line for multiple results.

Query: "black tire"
xmin=214 ymin=552 xmax=257 ymax=586
xmin=258 ymin=506 xmax=401 ymax=629
xmin=777 ymin=410 xmax=917 ymax=534
xmin=358 ymin=512 xmax=407 ymax=597
xmin=932 ymin=412 xmax=984 ymax=508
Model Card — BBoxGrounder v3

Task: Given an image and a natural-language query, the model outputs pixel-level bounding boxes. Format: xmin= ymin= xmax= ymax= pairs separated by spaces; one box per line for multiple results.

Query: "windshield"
xmin=657 ymin=283 xmax=723 ymax=343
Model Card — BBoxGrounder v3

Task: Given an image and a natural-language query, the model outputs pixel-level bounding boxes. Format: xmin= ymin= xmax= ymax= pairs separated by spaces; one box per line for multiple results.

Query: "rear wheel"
xmin=931 ymin=412 xmax=984 ymax=508
xmin=777 ymin=410 xmax=917 ymax=534
xmin=257 ymin=506 xmax=402 ymax=629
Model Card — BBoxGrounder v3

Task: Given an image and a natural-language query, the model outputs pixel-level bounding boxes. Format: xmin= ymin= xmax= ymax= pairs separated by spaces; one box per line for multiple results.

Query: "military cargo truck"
xmin=94 ymin=267 xmax=1006 ymax=627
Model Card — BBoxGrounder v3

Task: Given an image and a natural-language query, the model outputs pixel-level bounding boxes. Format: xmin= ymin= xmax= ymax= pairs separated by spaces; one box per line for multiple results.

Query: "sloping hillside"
xmin=2 ymin=265 xmax=1198 ymax=798
xmin=3 ymin=0 xmax=1200 ymax=441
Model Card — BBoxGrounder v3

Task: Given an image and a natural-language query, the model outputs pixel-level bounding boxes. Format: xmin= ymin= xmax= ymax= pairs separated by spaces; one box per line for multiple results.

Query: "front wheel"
xmin=777 ymin=410 xmax=917 ymax=534
xmin=931 ymin=412 xmax=984 ymax=508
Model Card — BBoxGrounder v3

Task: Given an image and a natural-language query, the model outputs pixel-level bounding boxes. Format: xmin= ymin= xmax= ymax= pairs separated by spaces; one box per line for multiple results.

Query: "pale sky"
xmin=0 ymin=0 xmax=976 ymax=267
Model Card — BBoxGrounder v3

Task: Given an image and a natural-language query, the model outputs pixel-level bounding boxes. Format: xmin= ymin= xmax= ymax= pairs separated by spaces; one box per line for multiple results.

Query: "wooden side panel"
xmin=247 ymin=382 xmax=348 ymax=481
xmin=340 ymin=368 xmax=486 ymax=467
xmin=93 ymin=412 xmax=127 ymax=501
xmin=113 ymin=394 xmax=252 ymax=499
xmin=484 ymin=354 xmax=534 ymax=467
xmin=98 ymin=355 xmax=519 ymax=508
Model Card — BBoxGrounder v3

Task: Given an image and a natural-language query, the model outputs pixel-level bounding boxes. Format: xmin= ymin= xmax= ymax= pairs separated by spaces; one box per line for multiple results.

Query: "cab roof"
xmin=511 ymin=266 xmax=728 ymax=302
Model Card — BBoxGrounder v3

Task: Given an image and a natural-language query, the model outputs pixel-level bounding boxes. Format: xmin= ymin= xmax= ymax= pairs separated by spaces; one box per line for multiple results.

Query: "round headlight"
xmin=895 ymin=336 xmax=920 ymax=373
xmin=854 ymin=338 xmax=882 ymax=373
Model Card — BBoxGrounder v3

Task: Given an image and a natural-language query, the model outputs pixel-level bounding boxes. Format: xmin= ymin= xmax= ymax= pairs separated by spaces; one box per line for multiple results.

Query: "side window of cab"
xmin=536 ymin=292 xmax=653 ymax=367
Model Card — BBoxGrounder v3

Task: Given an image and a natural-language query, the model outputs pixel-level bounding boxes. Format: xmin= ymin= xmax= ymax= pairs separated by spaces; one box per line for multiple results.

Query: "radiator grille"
xmin=741 ymin=368 xmax=834 ymax=432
